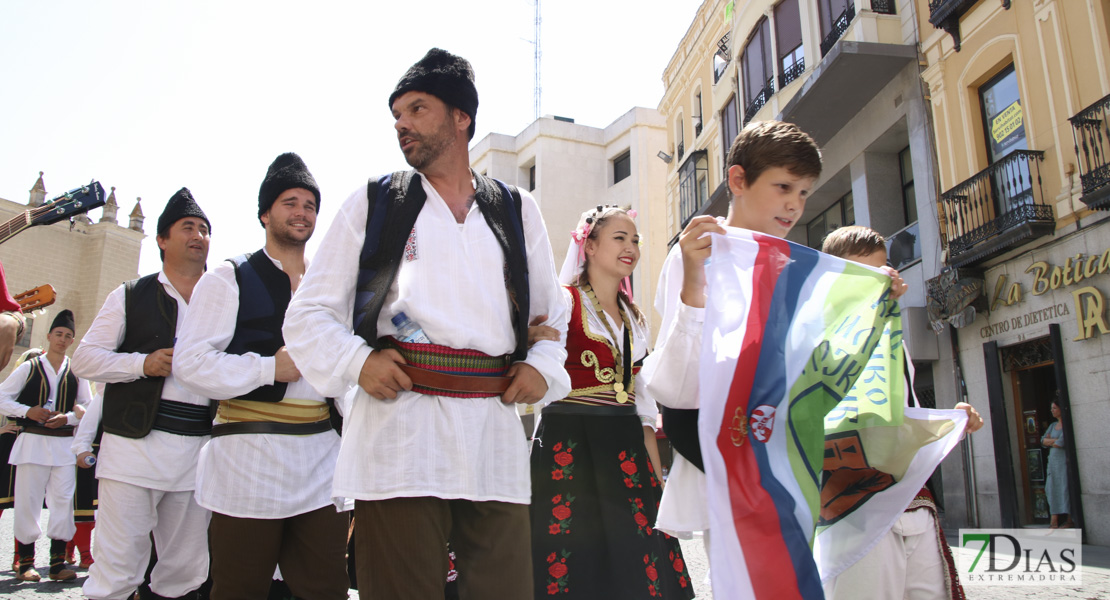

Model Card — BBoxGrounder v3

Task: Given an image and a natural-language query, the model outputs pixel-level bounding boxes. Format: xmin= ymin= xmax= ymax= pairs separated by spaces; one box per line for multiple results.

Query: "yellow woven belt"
xmin=216 ymin=398 xmax=329 ymax=425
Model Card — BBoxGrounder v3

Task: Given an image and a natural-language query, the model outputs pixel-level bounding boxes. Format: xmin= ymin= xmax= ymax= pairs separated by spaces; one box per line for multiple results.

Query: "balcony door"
xmin=979 ymin=65 xmax=1032 ymax=214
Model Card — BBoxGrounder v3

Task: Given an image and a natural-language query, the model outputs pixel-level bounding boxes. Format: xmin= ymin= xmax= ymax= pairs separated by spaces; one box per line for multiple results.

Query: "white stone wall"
xmin=0 ymin=195 xmax=143 ymax=380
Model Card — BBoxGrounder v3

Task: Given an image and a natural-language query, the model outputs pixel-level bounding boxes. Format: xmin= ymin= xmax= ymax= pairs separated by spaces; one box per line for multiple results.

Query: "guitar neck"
xmin=0 ymin=204 xmax=53 ymax=246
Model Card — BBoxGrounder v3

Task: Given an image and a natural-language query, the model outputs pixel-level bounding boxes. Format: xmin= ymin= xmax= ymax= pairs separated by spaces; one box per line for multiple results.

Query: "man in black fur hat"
xmin=0 ymin=308 xmax=91 ymax=582
xmin=175 ymin=152 xmax=348 ymax=599
xmin=284 ymin=48 xmax=571 ymax=599
xmin=73 ymin=188 xmax=213 ymax=600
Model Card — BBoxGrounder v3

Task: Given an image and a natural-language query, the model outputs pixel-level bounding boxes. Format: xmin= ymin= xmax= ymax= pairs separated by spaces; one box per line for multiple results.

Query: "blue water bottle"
xmin=392 ymin=312 xmax=431 ymax=344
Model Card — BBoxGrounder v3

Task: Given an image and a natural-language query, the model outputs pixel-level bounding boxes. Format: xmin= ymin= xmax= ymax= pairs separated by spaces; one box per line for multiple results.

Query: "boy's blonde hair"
xmin=820 ymin=225 xmax=887 ymax=259
xmin=726 ymin=120 xmax=822 ymax=186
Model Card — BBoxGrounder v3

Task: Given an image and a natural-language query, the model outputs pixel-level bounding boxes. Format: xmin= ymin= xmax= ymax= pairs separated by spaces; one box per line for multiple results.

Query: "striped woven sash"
xmin=216 ymin=398 xmax=329 ymax=425
xmin=385 ymin=336 xmax=512 ymax=398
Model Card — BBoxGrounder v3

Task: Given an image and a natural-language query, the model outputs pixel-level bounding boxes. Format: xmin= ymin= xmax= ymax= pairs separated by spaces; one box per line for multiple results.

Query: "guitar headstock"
xmin=31 ymin=181 xmax=107 ymax=227
xmin=14 ymin=285 xmax=56 ymax=313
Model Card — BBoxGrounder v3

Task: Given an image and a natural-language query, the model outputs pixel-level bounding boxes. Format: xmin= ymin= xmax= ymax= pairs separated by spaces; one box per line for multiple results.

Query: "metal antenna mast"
xmin=533 ymin=0 xmax=541 ymax=120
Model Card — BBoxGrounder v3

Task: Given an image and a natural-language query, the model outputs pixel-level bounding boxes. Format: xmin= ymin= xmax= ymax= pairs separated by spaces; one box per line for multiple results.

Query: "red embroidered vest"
xmin=562 ymin=285 xmax=640 ymax=406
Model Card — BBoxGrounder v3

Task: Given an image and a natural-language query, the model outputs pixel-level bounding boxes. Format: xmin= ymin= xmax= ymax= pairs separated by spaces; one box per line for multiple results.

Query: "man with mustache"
xmin=284 ymin=48 xmax=570 ymax=600
xmin=174 ymin=153 xmax=347 ymax=600
xmin=73 ymin=189 xmax=213 ymax=600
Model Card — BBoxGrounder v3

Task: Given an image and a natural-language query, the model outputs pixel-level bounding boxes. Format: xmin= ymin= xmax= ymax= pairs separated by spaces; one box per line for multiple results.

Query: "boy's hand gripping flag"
xmin=698 ymin=228 xmax=966 ymax=599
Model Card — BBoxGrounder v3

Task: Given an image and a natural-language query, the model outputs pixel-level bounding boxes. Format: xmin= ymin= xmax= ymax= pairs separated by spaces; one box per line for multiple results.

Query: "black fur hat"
xmin=258 ymin=152 xmax=320 ymax=227
xmin=50 ymin=309 xmax=74 ymax=333
xmin=388 ymin=48 xmax=478 ymax=140
xmin=157 ymin=187 xmax=210 ymax=237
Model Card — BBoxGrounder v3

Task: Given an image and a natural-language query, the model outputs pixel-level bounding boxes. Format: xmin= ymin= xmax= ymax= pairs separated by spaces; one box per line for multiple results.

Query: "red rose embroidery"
xmin=624 ymin=479 xmax=634 ymax=488
xmin=646 ymin=565 xmax=658 ymax=582
xmin=554 ymin=452 xmax=574 ymax=466
xmin=549 ymin=563 xmax=568 ymax=579
xmin=646 ymin=526 xmax=653 ymax=535
xmin=552 ymin=494 xmax=562 ymax=504
xmin=549 ymin=524 xmax=561 ymax=534
xmin=552 ymin=470 xmax=564 ymax=480
xmin=647 ymin=460 xmax=655 ymax=473
xmin=552 ymin=442 xmax=563 ymax=452
xmin=679 ymin=576 xmax=688 ymax=588
xmin=634 ymin=512 xmax=649 ymax=527
xmin=673 ymin=558 xmax=684 ymax=572
xmin=552 ymin=505 xmax=572 ymax=521
xmin=547 ymin=582 xmax=559 ymax=595
xmin=649 ymin=585 xmax=657 ymax=596
xmin=643 ymin=554 xmax=650 ymax=565
xmin=619 ymin=450 xmax=627 ymax=460
xmin=635 ymin=498 xmax=644 ymax=508
xmin=621 ymin=461 xmax=637 ymax=475
xmin=547 ymin=552 xmax=557 ymax=563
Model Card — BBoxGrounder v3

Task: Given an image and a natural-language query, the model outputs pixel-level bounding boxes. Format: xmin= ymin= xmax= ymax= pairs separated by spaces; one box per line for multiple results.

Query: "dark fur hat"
xmin=258 ymin=152 xmax=320 ymax=227
xmin=157 ymin=187 xmax=210 ymax=237
xmin=388 ymin=48 xmax=478 ymax=140
xmin=50 ymin=309 xmax=74 ymax=333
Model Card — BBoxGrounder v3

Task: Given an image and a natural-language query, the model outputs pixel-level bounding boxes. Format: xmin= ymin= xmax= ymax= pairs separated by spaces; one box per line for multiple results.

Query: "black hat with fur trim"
xmin=50 ymin=309 xmax=74 ymax=333
xmin=388 ymin=48 xmax=478 ymax=140
xmin=157 ymin=187 xmax=210 ymax=237
xmin=257 ymin=152 xmax=320 ymax=227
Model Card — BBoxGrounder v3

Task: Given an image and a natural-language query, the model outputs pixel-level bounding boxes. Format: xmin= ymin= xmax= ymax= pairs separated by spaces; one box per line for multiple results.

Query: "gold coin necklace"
xmin=582 ymin=284 xmax=633 ymax=403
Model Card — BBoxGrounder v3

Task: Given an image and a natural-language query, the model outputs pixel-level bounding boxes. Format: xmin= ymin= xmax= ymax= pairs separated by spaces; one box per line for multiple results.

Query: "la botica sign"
xmin=980 ymin=250 xmax=1110 ymax=341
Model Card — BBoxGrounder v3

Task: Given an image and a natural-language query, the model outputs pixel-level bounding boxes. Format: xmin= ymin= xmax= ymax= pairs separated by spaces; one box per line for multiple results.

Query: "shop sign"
xmin=982 ymin=250 xmax=1110 ymax=341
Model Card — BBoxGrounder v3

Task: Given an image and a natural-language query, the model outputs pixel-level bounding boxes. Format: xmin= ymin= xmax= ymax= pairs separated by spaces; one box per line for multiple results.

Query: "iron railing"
xmin=1069 ymin=93 xmax=1110 ymax=208
xmin=678 ymin=151 xmax=709 ymax=225
xmin=743 ymin=77 xmax=774 ymax=124
xmin=941 ymin=149 xmax=1051 ymax=259
xmin=872 ymin=0 xmax=896 ymax=15
xmin=821 ymin=3 xmax=856 ymax=57
xmin=713 ymin=32 xmax=732 ymax=84
xmin=779 ymin=57 xmax=806 ymax=89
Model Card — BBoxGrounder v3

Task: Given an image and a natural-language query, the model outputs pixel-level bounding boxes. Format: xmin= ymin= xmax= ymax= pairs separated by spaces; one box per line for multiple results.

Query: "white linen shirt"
xmin=173 ymin=251 xmax=342 ymax=519
xmin=71 ymin=271 xmax=209 ymax=492
xmin=0 ymin=355 xmax=90 ymax=466
xmin=284 ymin=174 xmax=571 ymax=505
xmin=640 ymin=244 xmax=710 ymax=536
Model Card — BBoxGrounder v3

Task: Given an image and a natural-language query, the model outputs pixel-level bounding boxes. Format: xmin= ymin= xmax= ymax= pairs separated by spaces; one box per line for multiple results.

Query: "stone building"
xmin=470 ymin=109 xmax=669 ymax=336
xmin=918 ymin=0 xmax=1110 ymax=544
xmin=0 ymin=172 xmax=144 ymax=379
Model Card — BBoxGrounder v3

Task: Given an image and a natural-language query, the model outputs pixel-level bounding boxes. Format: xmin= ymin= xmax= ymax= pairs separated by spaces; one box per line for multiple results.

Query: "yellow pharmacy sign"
xmin=991 ymin=101 xmax=1023 ymax=145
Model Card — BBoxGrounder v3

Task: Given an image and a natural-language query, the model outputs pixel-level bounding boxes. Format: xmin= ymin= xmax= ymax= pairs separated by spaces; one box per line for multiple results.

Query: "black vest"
xmin=14 ymin=356 xmax=78 ymax=427
xmin=225 ymin=250 xmax=290 ymax=403
xmin=353 ymin=170 xmax=530 ymax=360
xmin=102 ymin=273 xmax=178 ymax=438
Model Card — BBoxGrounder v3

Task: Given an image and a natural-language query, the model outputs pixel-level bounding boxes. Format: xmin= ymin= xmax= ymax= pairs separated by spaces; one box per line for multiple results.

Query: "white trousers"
xmin=824 ymin=508 xmax=949 ymax=600
xmin=14 ymin=463 xmax=76 ymax=544
xmin=82 ymin=479 xmax=211 ymax=600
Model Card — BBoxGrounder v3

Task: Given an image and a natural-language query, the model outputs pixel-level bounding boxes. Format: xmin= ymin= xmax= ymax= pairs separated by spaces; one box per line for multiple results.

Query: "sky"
xmin=0 ymin=1 xmax=701 ymax=275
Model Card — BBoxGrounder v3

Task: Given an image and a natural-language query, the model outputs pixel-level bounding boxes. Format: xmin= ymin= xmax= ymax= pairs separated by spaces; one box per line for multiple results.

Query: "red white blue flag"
xmin=699 ymin=228 xmax=967 ymax=598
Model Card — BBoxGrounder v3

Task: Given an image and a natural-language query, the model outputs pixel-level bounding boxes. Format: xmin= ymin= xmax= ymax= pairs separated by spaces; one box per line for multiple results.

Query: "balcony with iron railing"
xmin=1070 ymin=93 xmax=1110 ymax=209
xmin=713 ymin=31 xmax=731 ymax=84
xmin=940 ymin=149 xmax=1053 ymax=267
xmin=871 ymin=0 xmax=896 ymax=15
xmin=929 ymin=0 xmax=1010 ymax=51
xmin=821 ymin=2 xmax=857 ymax=57
xmin=779 ymin=58 xmax=806 ymax=89
xmin=743 ymin=77 xmax=774 ymax=124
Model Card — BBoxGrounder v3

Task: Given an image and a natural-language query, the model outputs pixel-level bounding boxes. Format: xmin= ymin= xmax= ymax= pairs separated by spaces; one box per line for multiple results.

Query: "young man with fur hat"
xmin=0 ymin=309 xmax=90 ymax=582
xmin=72 ymin=188 xmax=213 ymax=600
xmin=174 ymin=152 xmax=348 ymax=600
xmin=284 ymin=48 xmax=571 ymax=599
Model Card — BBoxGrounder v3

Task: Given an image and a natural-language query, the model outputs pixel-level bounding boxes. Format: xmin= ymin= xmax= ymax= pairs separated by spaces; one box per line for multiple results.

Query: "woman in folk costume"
xmin=529 ymin=205 xmax=695 ymax=599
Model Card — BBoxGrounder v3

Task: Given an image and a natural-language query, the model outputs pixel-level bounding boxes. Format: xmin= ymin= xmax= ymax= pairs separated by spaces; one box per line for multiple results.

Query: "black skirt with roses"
xmin=529 ymin=410 xmax=695 ymax=599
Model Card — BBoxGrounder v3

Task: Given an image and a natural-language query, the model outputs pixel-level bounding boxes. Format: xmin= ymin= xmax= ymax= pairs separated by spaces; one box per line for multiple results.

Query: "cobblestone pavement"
xmin=2 ymin=510 xmax=1106 ymax=598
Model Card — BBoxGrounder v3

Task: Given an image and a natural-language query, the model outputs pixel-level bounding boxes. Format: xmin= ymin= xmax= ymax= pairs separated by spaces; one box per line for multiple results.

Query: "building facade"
xmin=0 ymin=173 xmax=144 ymax=380
xmin=918 ymin=0 xmax=1110 ymax=544
xmin=470 ymin=108 xmax=670 ymax=336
